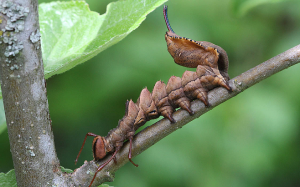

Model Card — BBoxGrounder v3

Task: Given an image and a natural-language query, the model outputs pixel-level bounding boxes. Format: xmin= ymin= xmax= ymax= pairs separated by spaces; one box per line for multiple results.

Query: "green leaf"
xmin=0 ymin=99 xmax=6 ymax=135
xmin=39 ymin=1 xmax=104 ymax=78
xmin=40 ymin=0 xmax=168 ymax=78
xmin=0 ymin=170 xmax=17 ymax=187
xmin=60 ymin=166 xmax=73 ymax=174
xmin=232 ymin=0 xmax=288 ymax=17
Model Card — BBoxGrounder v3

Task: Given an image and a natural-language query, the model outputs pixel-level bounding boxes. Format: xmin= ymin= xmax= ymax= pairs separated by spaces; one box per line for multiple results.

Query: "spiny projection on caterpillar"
xmin=75 ymin=5 xmax=231 ymax=187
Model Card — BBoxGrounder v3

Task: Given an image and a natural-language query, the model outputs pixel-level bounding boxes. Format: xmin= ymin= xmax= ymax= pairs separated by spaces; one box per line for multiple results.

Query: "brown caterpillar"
xmin=75 ymin=5 xmax=231 ymax=187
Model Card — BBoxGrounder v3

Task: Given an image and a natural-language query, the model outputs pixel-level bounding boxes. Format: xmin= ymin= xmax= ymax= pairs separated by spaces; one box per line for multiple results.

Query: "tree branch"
xmin=71 ymin=44 xmax=300 ymax=187
xmin=0 ymin=0 xmax=64 ymax=186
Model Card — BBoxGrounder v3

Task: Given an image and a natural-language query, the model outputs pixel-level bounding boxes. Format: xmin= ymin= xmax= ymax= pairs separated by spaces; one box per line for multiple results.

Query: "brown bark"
xmin=0 ymin=0 xmax=62 ymax=186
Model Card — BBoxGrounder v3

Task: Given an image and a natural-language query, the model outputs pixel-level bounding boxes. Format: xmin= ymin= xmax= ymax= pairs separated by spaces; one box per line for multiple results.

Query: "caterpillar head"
xmin=163 ymin=5 xmax=229 ymax=80
xmin=92 ymin=136 xmax=107 ymax=160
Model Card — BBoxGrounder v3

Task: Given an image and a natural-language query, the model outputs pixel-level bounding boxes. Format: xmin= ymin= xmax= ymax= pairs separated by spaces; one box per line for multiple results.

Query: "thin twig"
xmin=71 ymin=44 xmax=300 ymax=187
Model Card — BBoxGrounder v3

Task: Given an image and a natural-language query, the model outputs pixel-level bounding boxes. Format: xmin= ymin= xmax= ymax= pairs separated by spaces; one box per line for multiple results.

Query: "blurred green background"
xmin=1 ymin=0 xmax=300 ymax=187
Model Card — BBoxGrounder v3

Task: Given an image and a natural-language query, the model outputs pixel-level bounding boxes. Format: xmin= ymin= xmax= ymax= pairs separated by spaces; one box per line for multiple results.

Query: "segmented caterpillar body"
xmin=75 ymin=5 xmax=231 ymax=187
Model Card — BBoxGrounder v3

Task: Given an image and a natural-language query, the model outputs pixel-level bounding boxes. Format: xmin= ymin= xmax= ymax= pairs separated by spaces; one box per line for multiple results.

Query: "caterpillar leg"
xmin=182 ymin=71 xmax=210 ymax=107
xmin=89 ymin=147 xmax=120 ymax=187
xmin=160 ymin=107 xmax=176 ymax=123
xmin=166 ymin=76 xmax=194 ymax=115
xmin=200 ymin=75 xmax=231 ymax=91
xmin=216 ymin=77 xmax=231 ymax=91
xmin=195 ymin=90 xmax=210 ymax=107
xmin=113 ymin=157 xmax=117 ymax=164
xmin=75 ymin=132 xmax=100 ymax=165
xmin=152 ymin=81 xmax=176 ymax=123
xmin=175 ymin=98 xmax=194 ymax=115
xmin=128 ymin=135 xmax=139 ymax=167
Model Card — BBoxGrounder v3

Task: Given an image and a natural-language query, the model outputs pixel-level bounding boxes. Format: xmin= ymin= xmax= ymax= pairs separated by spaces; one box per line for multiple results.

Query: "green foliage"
xmin=232 ymin=0 xmax=289 ymax=16
xmin=39 ymin=1 xmax=105 ymax=78
xmin=0 ymin=170 xmax=17 ymax=187
xmin=60 ymin=166 xmax=73 ymax=174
